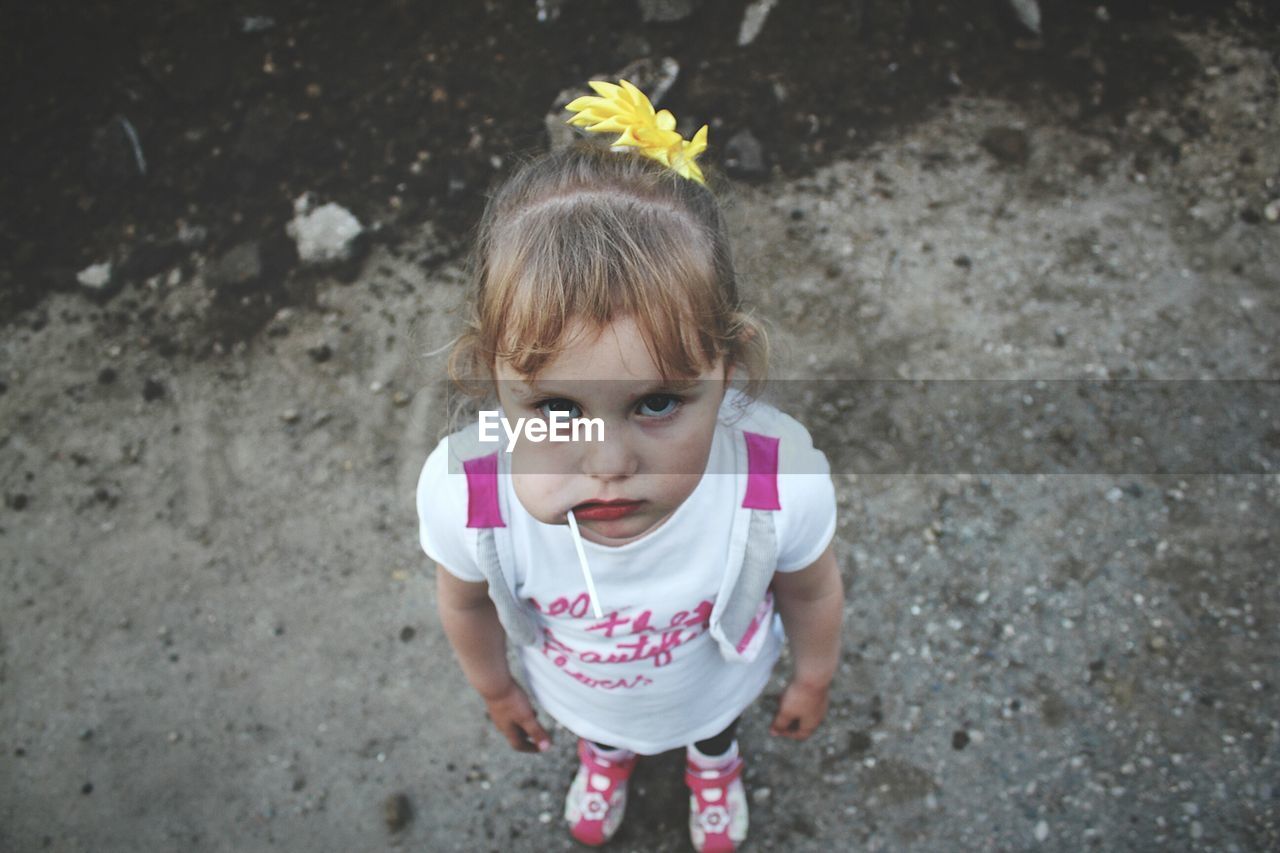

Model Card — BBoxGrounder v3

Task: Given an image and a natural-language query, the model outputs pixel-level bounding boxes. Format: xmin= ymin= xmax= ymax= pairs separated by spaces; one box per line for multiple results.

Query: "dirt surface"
xmin=2 ymin=2 xmax=1279 ymax=852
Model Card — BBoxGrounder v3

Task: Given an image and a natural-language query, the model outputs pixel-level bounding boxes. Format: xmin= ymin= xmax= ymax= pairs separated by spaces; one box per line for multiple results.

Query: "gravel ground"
xmin=2 ymin=12 xmax=1278 ymax=853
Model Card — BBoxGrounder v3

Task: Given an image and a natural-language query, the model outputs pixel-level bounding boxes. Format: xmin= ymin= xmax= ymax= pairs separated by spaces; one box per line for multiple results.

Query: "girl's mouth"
xmin=571 ymin=500 xmax=643 ymax=521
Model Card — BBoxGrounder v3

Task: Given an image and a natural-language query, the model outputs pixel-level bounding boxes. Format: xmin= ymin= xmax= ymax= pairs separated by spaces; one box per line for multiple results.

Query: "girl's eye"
xmin=636 ymin=394 xmax=680 ymax=418
xmin=537 ymin=399 xmax=582 ymax=420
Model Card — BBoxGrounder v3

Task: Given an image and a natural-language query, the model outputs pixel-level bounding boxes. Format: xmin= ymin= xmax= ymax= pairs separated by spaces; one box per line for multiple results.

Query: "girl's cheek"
xmin=511 ymin=472 xmax=568 ymax=525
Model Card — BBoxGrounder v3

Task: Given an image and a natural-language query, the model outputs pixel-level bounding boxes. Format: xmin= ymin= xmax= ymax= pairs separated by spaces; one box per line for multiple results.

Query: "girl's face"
xmin=494 ymin=315 xmax=731 ymax=547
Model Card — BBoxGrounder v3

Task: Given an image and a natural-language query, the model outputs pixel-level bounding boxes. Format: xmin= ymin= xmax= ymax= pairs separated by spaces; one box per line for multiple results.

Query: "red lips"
xmin=572 ymin=499 xmax=643 ymax=521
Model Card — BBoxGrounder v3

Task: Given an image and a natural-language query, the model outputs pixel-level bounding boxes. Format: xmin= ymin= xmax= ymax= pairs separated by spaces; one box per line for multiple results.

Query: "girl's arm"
xmin=436 ymin=565 xmax=552 ymax=753
xmin=768 ymin=541 xmax=844 ymax=740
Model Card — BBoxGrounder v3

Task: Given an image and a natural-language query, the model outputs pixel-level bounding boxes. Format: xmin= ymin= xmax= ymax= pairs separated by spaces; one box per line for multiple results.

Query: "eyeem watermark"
xmin=479 ymin=410 xmax=604 ymax=452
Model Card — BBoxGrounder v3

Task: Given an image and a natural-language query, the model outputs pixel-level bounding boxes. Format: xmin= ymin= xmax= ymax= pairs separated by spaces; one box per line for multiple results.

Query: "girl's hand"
xmin=483 ymin=682 xmax=553 ymax=754
xmin=768 ymin=678 xmax=829 ymax=740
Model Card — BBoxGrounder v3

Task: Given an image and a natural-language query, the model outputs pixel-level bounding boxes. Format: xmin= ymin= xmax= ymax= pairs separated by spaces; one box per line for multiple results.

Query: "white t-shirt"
xmin=416 ymin=390 xmax=837 ymax=754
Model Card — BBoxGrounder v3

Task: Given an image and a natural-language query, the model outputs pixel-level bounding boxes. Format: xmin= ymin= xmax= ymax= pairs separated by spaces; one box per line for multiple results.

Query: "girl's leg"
xmin=595 ymin=714 xmax=737 ymax=756
xmin=691 ymin=718 xmax=739 ymax=757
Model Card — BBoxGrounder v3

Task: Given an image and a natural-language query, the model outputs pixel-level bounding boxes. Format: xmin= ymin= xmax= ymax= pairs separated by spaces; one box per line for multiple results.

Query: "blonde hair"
xmin=448 ymin=141 xmax=768 ymax=398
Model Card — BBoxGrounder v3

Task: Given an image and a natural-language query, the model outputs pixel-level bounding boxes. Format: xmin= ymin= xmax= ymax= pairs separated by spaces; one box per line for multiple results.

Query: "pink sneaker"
xmin=564 ymin=739 xmax=637 ymax=846
xmin=685 ymin=750 xmax=749 ymax=852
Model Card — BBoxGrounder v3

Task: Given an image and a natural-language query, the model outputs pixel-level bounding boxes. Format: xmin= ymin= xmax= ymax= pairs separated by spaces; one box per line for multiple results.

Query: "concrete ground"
xmin=2 ymin=19 xmax=1277 ymax=853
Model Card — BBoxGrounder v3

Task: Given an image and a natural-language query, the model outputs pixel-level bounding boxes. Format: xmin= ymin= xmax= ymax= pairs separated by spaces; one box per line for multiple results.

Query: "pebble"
xmin=751 ymin=786 xmax=772 ymax=804
xmin=177 ymin=221 xmax=208 ymax=247
xmin=1265 ymin=200 xmax=1279 ymax=222
xmin=77 ymin=261 xmax=113 ymax=290
xmin=638 ymin=0 xmax=697 ymax=23
xmin=392 ymin=390 xmax=410 ymax=407
xmin=725 ymin=129 xmax=767 ymax=177
xmin=205 ymin=242 xmax=263 ymax=293
xmin=1105 ymin=487 xmax=1124 ymax=503
xmin=738 ymin=0 xmax=778 ymax=47
xmin=383 ymin=792 xmax=412 ymax=832
xmin=980 ymin=127 xmax=1030 ymax=166
xmin=1033 ymin=819 xmax=1050 ymax=842
xmin=281 ymin=409 xmax=301 ymax=424
xmin=287 ymin=194 xmax=364 ymax=265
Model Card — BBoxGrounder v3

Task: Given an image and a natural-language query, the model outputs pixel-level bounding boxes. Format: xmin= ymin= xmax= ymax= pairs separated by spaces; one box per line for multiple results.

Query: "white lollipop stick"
xmin=565 ymin=509 xmax=604 ymax=618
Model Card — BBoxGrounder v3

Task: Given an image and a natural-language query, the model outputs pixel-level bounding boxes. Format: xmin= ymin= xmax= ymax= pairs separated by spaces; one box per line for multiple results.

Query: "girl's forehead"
xmin=495 ymin=315 xmax=722 ymax=386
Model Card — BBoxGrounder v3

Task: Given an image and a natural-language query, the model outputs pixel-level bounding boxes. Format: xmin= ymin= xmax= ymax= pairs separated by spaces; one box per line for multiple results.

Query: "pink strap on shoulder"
xmin=462 ymin=453 xmax=505 ymax=528
xmin=741 ymin=431 xmax=781 ymax=510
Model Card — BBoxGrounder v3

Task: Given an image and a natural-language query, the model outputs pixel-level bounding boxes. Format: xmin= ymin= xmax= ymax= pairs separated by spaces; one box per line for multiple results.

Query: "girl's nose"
xmin=581 ymin=428 xmax=639 ymax=480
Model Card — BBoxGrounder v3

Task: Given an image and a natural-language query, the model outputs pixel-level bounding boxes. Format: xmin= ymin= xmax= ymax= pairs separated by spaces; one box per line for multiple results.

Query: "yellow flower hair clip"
xmin=565 ymin=79 xmax=709 ymax=185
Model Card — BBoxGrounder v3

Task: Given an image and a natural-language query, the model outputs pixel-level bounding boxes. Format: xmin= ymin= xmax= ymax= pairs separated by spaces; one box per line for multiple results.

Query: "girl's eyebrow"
xmin=511 ymin=378 xmax=702 ymax=400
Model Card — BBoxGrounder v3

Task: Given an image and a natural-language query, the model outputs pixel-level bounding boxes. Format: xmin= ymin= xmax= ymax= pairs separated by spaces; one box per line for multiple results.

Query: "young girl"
xmin=416 ymin=80 xmax=843 ymax=852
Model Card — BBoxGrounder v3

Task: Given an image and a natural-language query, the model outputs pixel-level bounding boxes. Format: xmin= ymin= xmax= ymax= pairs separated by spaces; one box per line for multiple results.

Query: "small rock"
xmin=1008 ymin=0 xmax=1042 ymax=34
xmin=81 ymin=782 xmax=94 ymax=795
xmin=77 ymin=262 xmax=113 ymax=291
xmin=981 ymin=127 xmax=1030 ymax=167
xmin=98 ymin=367 xmax=118 ymax=385
xmin=952 ymin=730 xmax=970 ymax=750
xmin=1264 ymin=200 xmax=1279 ymax=222
xmin=1033 ymin=819 xmax=1049 ymax=842
xmin=1053 ymin=326 xmax=1068 ymax=347
xmin=751 ymin=786 xmax=772 ymax=804
xmin=1240 ymin=207 xmax=1262 ymax=225
xmin=281 ymin=409 xmax=301 ymax=424
xmin=399 ymin=626 xmax=416 ymax=642
xmin=177 ymin=221 xmax=208 ymax=247
xmin=307 ymin=343 xmax=333 ymax=363
xmin=143 ymin=378 xmax=166 ymax=402
xmin=241 ymin=15 xmax=275 ymax=33
xmin=738 ymin=0 xmax=779 ymax=47
xmin=205 ymin=242 xmax=263 ymax=294
xmin=287 ymin=194 xmax=364 ymax=265
xmin=953 ymin=255 xmax=972 ymax=270
xmin=291 ymin=775 xmax=306 ymax=792
xmin=535 ymin=0 xmax=564 ymax=22
xmin=79 ymin=728 xmax=94 ymax=741
xmin=847 ymin=730 xmax=872 ymax=753
xmin=392 ymin=390 xmax=410 ymax=407
xmin=384 ymin=792 xmax=412 ymax=832
xmin=1105 ymin=486 xmax=1124 ymax=503
xmin=725 ymin=129 xmax=766 ymax=177
xmin=638 ymin=0 xmax=698 ymax=23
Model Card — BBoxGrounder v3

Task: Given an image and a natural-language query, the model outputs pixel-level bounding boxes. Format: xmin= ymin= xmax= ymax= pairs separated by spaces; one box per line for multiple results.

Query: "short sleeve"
xmin=728 ymin=393 xmax=837 ymax=573
xmin=416 ymin=438 xmax=485 ymax=582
